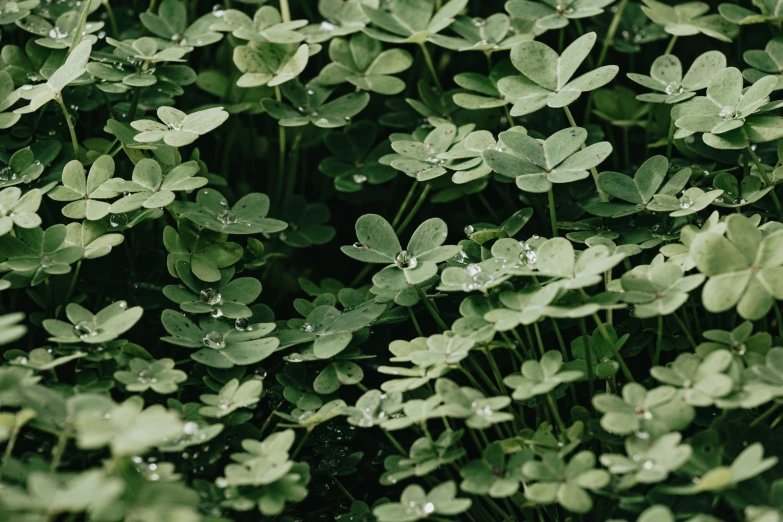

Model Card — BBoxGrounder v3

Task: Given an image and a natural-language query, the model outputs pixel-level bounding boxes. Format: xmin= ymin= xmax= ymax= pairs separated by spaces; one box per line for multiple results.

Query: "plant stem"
xmin=331 ymin=475 xmax=356 ymax=503
xmin=591 ymin=313 xmax=634 ymax=382
xmin=666 ymin=115 xmax=675 ymax=161
xmin=673 ymin=311 xmax=697 ymax=349
xmin=577 ymin=319 xmax=595 ymax=399
xmin=563 ymin=105 xmax=608 ymax=201
xmin=597 ymin=0 xmax=628 ymax=66
xmin=407 ymin=305 xmax=423 ymax=336
xmin=747 ymin=144 xmax=783 ymax=220
xmin=291 ymin=429 xmax=311 ymax=458
xmin=774 ymin=301 xmax=783 ymax=338
xmin=547 ymin=187 xmax=558 ymax=237
xmin=546 ymin=392 xmax=567 ymax=435
xmin=396 ymin=184 xmax=431 ymax=235
xmin=275 ymin=87 xmax=287 ymax=204
xmin=391 ymin=181 xmax=419 ymax=228
xmin=751 ymin=404 xmax=779 ymax=427
xmin=50 ymin=424 xmax=72 ymax=470
xmin=3 ymin=423 xmax=20 ymax=465
xmin=61 ymin=260 xmax=82 ymax=315
xmin=654 ymin=315 xmax=664 ymax=365
xmin=419 ymin=43 xmax=443 ymax=92
xmin=664 ymin=34 xmax=679 ymax=55
xmin=414 ymin=285 xmax=449 ymax=332
xmin=57 ymin=97 xmax=79 ymax=157
xmin=103 ymin=0 xmax=119 ymax=37
xmin=483 ymin=349 xmax=508 ymax=396
xmin=503 ymin=105 xmax=515 ymax=127
xmin=279 ymin=0 xmax=291 ymax=22
xmin=128 ymin=87 xmax=141 ymax=121
xmin=383 ymin=430 xmax=407 ymax=455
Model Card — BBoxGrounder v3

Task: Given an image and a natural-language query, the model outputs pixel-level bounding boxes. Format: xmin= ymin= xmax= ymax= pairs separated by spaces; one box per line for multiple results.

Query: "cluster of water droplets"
xmin=48 ymin=26 xmax=68 ymax=40
xmin=73 ymin=320 xmax=99 ymax=339
xmin=352 ymin=173 xmax=367 ymax=184
xmin=4 ymin=1 xmax=20 ymax=13
xmin=405 ymin=501 xmax=436 ymax=518
xmin=217 ymin=209 xmax=237 ymax=224
xmin=519 ymin=238 xmax=538 ymax=266
xmin=678 ymin=194 xmax=693 ymax=209
xmin=137 ymin=368 xmax=158 ymax=384
xmin=300 ymin=322 xmax=315 ymax=333
xmin=719 ymin=105 xmax=737 ymax=119
xmin=463 ymin=263 xmax=494 ymax=291
xmin=555 ymin=3 xmax=575 ymax=14
xmin=212 ymin=4 xmax=225 ymax=17
xmin=664 ymin=81 xmax=684 ymax=95
xmin=471 ymin=401 xmax=493 ymax=417
xmin=202 ymin=330 xmax=226 ymax=349
xmin=395 ymin=250 xmax=418 ymax=269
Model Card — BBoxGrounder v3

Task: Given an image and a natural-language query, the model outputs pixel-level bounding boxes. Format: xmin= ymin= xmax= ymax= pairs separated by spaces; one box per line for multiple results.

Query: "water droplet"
xmin=464 ymin=225 xmax=474 ymax=235
xmin=253 ymin=367 xmax=267 ymax=380
xmin=301 ymin=323 xmax=315 ymax=333
xmin=234 ymin=317 xmax=249 ymax=331
xmin=109 ymin=213 xmax=128 ymax=227
xmin=720 ymin=105 xmax=736 ymax=119
xmin=21 ymin=84 xmax=33 ymax=91
xmin=5 ymin=1 xmax=19 ymax=13
xmin=471 ymin=17 xmax=485 ymax=26
xmin=48 ymin=27 xmax=68 ymax=40
xmin=216 ymin=477 xmax=228 ymax=488
xmin=467 ymin=263 xmax=481 ymax=277
xmin=395 ymin=250 xmax=418 ymax=269
xmin=423 ymin=502 xmax=435 ymax=514
xmin=319 ymin=20 xmax=336 ymax=31
xmin=200 ymin=288 xmax=222 ymax=305
xmin=167 ymin=121 xmax=182 ymax=131
xmin=202 ymin=331 xmax=226 ymax=349
xmin=212 ymin=4 xmax=225 ymax=16
xmin=210 ymin=307 xmax=223 ymax=318
xmin=642 ymin=460 xmax=654 ymax=470
xmin=425 ymin=154 xmax=443 ymax=166
xmin=183 ymin=421 xmax=199 ymax=435
xmin=678 ymin=195 xmax=693 ymax=209
xmin=664 ymin=81 xmax=683 ymax=95
xmin=73 ymin=321 xmax=97 ymax=339
xmin=352 ymin=173 xmax=367 ymax=184
xmin=217 ymin=209 xmax=237 ymax=224
xmin=171 ymin=33 xmax=181 ymax=41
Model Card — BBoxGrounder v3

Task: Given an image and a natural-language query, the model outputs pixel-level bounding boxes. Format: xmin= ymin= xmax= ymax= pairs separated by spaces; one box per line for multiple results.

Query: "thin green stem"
xmin=57 ymin=97 xmax=79 ymax=157
xmin=103 ymin=0 xmax=119 ymax=37
xmin=577 ymin=319 xmax=595 ymax=399
xmin=747 ymin=144 xmax=783 ymax=221
xmin=774 ymin=301 xmax=783 ymax=339
xmin=751 ymin=404 xmax=779 ymax=427
xmin=592 ymin=313 xmax=635 ymax=382
xmin=275 ymin=87 xmax=287 ymax=204
xmin=483 ymin=348 xmax=508 ymax=396
xmin=291 ymin=429 xmax=311 ymax=459
xmin=128 ymin=87 xmax=142 ymax=121
xmin=407 ymin=305 xmax=424 ymax=336
xmin=396 ymin=184 xmax=431 ymax=235
xmin=383 ymin=430 xmax=407 ymax=455
xmin=546 ymin=392 xmax=567 ymax=435
xmin=664 ymin=34 xmax=679 ymax=55
xmin=666 ymin=115 xmax=675 ymax=161
xmin=673 ymin=311 xmax=697 ymax=349
xmin=654 ymin=315 xmax=664 ymax=365
xmin=597 ymin=0 xmax=628 ymax=66
xmin=563 ymin=105 xmax=608 ymax=201
xmin=547 ymin=187 xmax=558 ymax=237
xmin=3 ymin=423 xmax=20 ymax=465
xmin=532 ymin=322 xmax=546 ymax=357
xmin=419 ymin=43 xmax=443 ymax=92
xmin=414 ymin=285 xmax=449 ymax=332
xmin=391 ymin=181 xmax=419 ymax=229
xmin=503 ymin=105 xmax=515 ymax=127
xmin=61 ymin=260 xmax=82 ymax=314
xmin=50 ymin=424 xmax=72 ymax=470
xmin=331 ymin=475 xmax=357 ymax=503
xmin=279 ymin=0 xmax=291 ymax=22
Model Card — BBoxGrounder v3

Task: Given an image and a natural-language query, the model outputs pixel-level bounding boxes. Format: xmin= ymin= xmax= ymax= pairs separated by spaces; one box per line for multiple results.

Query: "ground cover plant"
xmin=1 ymin=0 xmax=783 ymax=520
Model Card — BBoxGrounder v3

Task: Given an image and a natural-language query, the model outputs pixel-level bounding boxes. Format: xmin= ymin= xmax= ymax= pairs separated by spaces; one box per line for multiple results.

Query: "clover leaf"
xmin=114 ymin=357 xmax=187 ymax=394
xmin=342 ymin=214 xmax=460 ymax=295
xmin=719 ymin=0 xmax=783 ymax=25
xmin=163 ymin=262 xmax=260 ymax=319
xmin=0 ymin=225 xmax=84 ymax=286
xmin=712 ymin=170 xmax=774 ymax=208
xmin=141 ymin=0 xmax=223 ymax=46
xmin=600 ymin=432 xmax=692 ymax=487
xmin=47 ymin=156 xmax=117 ymax=220
xmin=319 ymin=121 xmax=396 ymax=192
xmin=161 ymin=310 xmax=279 ymax=368
xmin=380 ymin=429 xmax=464 ymax=484
xmin=174 ymin=188 xmax=287 ymax=235
xmin=588 ymin=155 xmax=691 ymax=217
xmin=436 ymin=377 xmax=514 ymax=428
xmin=42 ymin=301 xmax=143 ymax=344
xmin=498 ymin=32 xmax=619 ymax=116
xmin=0 ymin=71 xmax=21 ymax=129
xmin=592 ymin=383 xmax=694 ymax=437
xmin=697 ymin=320 xmax=772 ymax=366
xmin=280 ymin=196 xmax=336 ymax=248
xmin=506 ymin=0 xmax=614 ymax=31
xmin=504 ymin=351 xmax=582 ymax=400
xmin=452 ymin=59 xmax=516 ymax=110
xmin=674 ymin=67 xmax=783 ymax=149
xmin=32 ymin=10 xmax=104 ymax=50
xmin=387 ymin=122 xmax=466 ymax=181
xmin=361 ymin=0 xmax=468 ymax=44
xmin=620 ymin=254 xmax=705 ymax=317
xmin=343 ymin=388 xmax=404 ymax=429
xmin=163 ymin=218 xmax=243 ymax=282
xmin=319 ymin=33 xmax=413 ymax=95
xmin=460 ymin=442 xmax=528 ymax=498
xmin=743 ymin=37 xmax=783 ymax=90
xmin=690 ymin=214 xmax=783 ymax=319
xmin=523 ymin=451 xmax=610 ymax=514
xmin=199 ymin=377 xmax=263 ymax=418
xmin=650 ymin=349 xmax=734 ymax=406
xmin=753 ymin=347 xmax=783 ymax=389
xmin=372 ymin=481 xmax=472 ymax=522
xmin=628 ymin=51 xmax=727 ymax=104
xmin=261 ymin=80 xmax=370 ymax=128
xmin=0 ymin=0 xmax=37 ymax=25
xmin=429 ymin=13 xmax=534 ymax=52
xmin=104 ymin=159 xmax=207 ymax=213
xmin=0 ymin=186 xmax=41 ymax=236
xmin=566 ymin=323 xmax=624 ymax=379
xmin=674 ymin=443 xmax=777 ymax=494
xmin=0 ymin=148 xmax=47 ymax=190
xmin=131 ymin=106 xmax=229 ymax=146
xmin=484 ymin=126 xmax=612 ymax=193
xmin=232 ymin=42 xmax=309 ymax=88
xmin=14 ymin=40 xmax=91 ymax=114
xmin=642 ymin=0 xmax=738 ymax=42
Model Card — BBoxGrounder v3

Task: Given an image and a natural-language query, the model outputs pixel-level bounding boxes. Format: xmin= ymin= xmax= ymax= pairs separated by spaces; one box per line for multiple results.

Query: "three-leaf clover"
xmin=104 ymin=159 xmax=207 ymax=213
xmin=114 ymin=357 xmax=187 ymax=394
xmin=361 ymin=0 xmax=468 ymax=44
xmin=161 ymin=311 xmax=280 ymax=368
xmin=380 ymin=429 xmax=464 ymax=484
xmin=261 ymin=80 xmax=370 ymax=128
xmin=523 ymin=451 xmax=610 ymax=514
xmin=0 ymin=186 xmax=41 ymax=235
xmin=428 ymin=13 xmax=533 ymax=52
xmin=318 ymin=33 xmax=413 ymax=95
xmin=319 ymin=121 xmax=396 ymax=192
xmin=641 ymin=0 xmax=738 ymax=42
xmin=131 ymin=106 xmax=229 ymax=147
xmin=498 ymin=32 xmax=619 ymax=116
xmin=690 ymin=214 xmax=783 ymax=320
xmin=174 ymin=188 xmax=287 ymax=235
xmin=372 ymin=481 xmax=472 ymax=522
xmin=47 ymin=156 xmax=118 ymax=220
xmin=674 ymin=67 xmax=783 ymax=149
xmin=484 ymin=127 xmax=612 ymax=193
xmin=0 ymin=225 xmax=84 ymax=286
xmin=592 ymin=383 xmax=694 ymax=436
xmin=743 ymin=37 xmax=783 ymax=90
xmin=199 ymin=377 xmax=263 ymax=418
xmin=600 ymin=432 xmax=692 ymax=487
xmin=628 ymin=51 xmax=727 ymax=104
xmin=504 ymin=351 xmax=583 ymax=400
xmin=163 ymin=218 xmax=243 ymax=282
xmin=163 ymin=262 xmax=260 ymax=319
xmin=232 ymin=42 xmax=309 ymax=88
xmin=506 ymin=0 xmax=614 ymax=30
xmin=650 ymin=349 xmax=735 ymax=406
xmin=619 ymin=254 xmax=705 ymax=317
xmin=460 ymin=442 xmax=528 ymax=498
xmin=42 ymin=301 xmax=143 ymax=344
